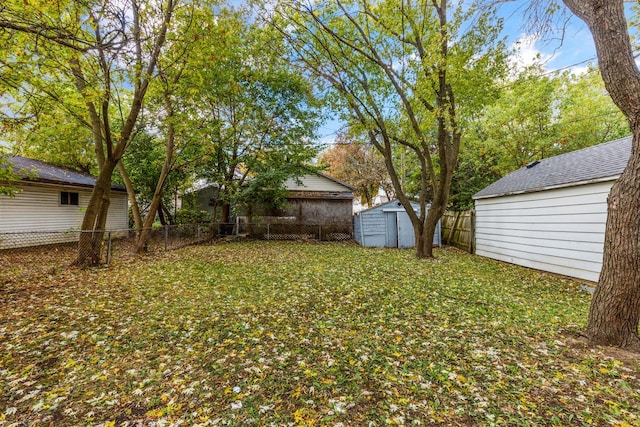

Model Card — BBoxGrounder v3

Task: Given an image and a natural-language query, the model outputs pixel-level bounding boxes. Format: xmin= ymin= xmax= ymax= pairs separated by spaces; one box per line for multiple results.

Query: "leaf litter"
xmin=0 ymin=242 xmax=638 ymax=426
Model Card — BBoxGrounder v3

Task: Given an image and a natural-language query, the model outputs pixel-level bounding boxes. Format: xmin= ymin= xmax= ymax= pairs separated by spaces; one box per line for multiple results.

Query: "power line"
xmin=311 ymin=107 xmax=625 ymax=148
xmin=540 ymin=57 xmax=597 ymax=76
xmin=498 ymin=56 xmax=598 ymax=91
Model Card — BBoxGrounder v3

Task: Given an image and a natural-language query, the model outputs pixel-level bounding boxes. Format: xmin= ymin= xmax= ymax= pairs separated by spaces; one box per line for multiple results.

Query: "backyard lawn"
xmin=1 ymin=241 xmax=639 ymax=426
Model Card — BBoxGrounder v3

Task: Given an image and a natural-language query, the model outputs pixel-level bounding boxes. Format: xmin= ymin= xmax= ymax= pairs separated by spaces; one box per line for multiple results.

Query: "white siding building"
xmin=473 ymin=136 xmax=631 ymax=282
xmin=1 ymin=156 xmax=128 ymax=249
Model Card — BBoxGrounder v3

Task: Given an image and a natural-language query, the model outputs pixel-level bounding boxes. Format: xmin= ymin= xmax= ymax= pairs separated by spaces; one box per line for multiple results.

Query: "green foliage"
xmin=450 ymin=66 xmax=629 ymax=209
xmin=449 ymin=145 xmax=502 ymax=210
xmin=0 ymin=149 xmax=19 ymax=197
xmin=117 ymin=129 xmax=183 ymax=217
xmin=475 ymin=66 xmax=563 ymax=173
xmin=485 ymin=66 xmax=627 ymax=174
xmin=1 ymin=242 xmax=639 ymax=425
xmin=1 ymin=0 xmax=180 ymax=257
xmin=174 ymin=7 xmax=321 ymax=221
xmin=234 ymin=166 xmax=296 ymax=215
xmin=6 ymin=92 xmax=97 ymax=173
xmin=271 ymin=0 xmax=508 ymax=258
xmin=556 ymin=69 xmax=629 ymax=149
xmin=174 ymin=208 xmax=211 ymax=224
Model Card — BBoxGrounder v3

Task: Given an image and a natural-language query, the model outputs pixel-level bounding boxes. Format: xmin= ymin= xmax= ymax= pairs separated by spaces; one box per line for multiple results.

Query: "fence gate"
xmin=441 ymin=210 xmax=475 ymax=253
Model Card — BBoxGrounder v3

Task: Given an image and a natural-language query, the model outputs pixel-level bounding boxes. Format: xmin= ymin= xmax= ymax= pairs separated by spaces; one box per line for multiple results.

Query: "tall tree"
xmin=556 ymin=68 xmax=629 ymax=150
xmin=554 ymin=0 xmax=640 ymax=350
xmin=270 ymin=0 xmax=506 ymax=258
xmin=477 ymin=66 xmax=562 ymax=173
xmin=0 ymin=0 xmax=177 ymax=265
xmin=448 ymin=64 xmax=629 ymax=210
xmin=471 ymin=66 xmax=627 ymax=175
xmin=123 ymin=2 xmax=207 ymax=251
xmin=9 ymin=99 xmax=97 ymax=174
xmin=185 ymin=9 xmax=321 ymax=224
xmin=319 ymin=133 xmax=393 ymax=208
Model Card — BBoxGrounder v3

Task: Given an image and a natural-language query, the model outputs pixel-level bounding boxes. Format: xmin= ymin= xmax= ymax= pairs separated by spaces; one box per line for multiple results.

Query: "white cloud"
xmin=508 ymin=33 xmax=554 ymax=74
xmin=568 ymin=65 xmax=589 ymax=76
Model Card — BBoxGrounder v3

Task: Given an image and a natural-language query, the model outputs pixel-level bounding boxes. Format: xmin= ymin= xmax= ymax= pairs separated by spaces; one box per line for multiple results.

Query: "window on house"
xmin=60 ymin=191 xmax=79 ymax=206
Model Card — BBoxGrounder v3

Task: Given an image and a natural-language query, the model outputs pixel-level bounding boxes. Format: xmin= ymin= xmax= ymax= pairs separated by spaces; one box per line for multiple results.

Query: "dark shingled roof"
xmin=5 ymin=156 xmax=126 ymax=191
xmin=473 ymin=136 xmax=632 ymax=199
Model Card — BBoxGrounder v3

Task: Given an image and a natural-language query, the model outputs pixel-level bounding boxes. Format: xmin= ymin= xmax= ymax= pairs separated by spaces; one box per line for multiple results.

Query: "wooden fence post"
xmin=447 ymin=211 xmax=461 ymax=245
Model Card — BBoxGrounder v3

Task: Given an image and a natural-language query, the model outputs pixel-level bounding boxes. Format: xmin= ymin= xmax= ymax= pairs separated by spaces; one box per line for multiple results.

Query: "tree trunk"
xmin=135 ymin=190 xmax=166 ymax=253
xmin=158 ymin=205 xmax=167 ymax=226
xmin=221 ymin=202 xmax=231 ymax=224
xmin=134 ymin=97 xmax=176 ymax=253
xmin=211 ymin=201 xmax=218 ymax=224
xmin=585 ymin=128 xmax=640 ymax=350
xmin=219 ymin=202 xmax=233 ymax=235
xmin=118 ymin=161 xmax=143 ymax=232
xmin=161 ymin=202 xmax=174 ymax=225
xmin=75 ymin=159 xmax=118 ymax=265
xmin=72 ymin=0 xmax=174 ymax=266
xmin=562 ymin=0 xmax=640 ymax=350
xmin=135 ymin=169 xmax=173 ymax=252
xmin=417 ymin=203 xmax=443 ymax=258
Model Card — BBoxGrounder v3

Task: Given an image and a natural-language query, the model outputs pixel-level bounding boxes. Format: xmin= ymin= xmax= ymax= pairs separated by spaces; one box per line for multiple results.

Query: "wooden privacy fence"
xmin=441 ymin=210 xmax=475 ymax=253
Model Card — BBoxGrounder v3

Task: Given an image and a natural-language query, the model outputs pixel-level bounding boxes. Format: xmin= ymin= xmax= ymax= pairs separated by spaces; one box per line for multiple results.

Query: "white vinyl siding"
xmin=474 ymin=181 xmax=613 ymax=282
xmin=284 ymin=174 xmax=351 ymax=192
xmin=105 ymin=191 xmax=129 ymax=230
xmin=0 ymin=183 xmax=128 ymax=248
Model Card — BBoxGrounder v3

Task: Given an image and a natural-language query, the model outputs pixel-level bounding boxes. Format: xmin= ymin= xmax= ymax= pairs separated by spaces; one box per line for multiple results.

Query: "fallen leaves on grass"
xmin=1 ymin=242 xmax=639 ymax=426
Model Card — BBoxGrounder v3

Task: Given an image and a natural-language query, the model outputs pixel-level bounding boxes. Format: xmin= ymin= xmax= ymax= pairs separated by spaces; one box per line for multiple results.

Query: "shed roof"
xmin=473 ymin=136 xmax=632 ymax=200
xmin=5 ymin=156 xmax=126 ymax=191
xmin=355 ymin=199 xmax=422 ymax=215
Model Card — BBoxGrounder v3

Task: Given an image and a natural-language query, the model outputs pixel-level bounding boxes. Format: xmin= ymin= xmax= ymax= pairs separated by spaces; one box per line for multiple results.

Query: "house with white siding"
xmin=0 ymin=156 xmax=128 ymax=248
xmin=473 ymin=136 xmax=631 ymax=282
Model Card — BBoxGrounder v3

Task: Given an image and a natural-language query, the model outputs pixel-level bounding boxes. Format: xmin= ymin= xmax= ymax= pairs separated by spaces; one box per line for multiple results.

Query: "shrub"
xmin=175 ymin=208 xmax=211 ymax=225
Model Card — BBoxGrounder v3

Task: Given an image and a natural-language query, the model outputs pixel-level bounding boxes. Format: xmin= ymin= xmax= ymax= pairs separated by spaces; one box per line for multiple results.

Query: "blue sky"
xmin=497 ymin=1 xmax=597 ymax=73
xmin=316 ymin=0 xmax=603 ymax=147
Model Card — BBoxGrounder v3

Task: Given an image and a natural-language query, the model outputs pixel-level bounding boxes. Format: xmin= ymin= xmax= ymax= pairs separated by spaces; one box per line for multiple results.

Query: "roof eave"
xmin=14 ymin=178 xmax=127 ymax=192
xmin=473 ymin=174 xmax=620 ymax=200
xmin=314 ymin=171 xmax=356 ymax=191
xmin=287 ymin=190 xmax=354 ymax=200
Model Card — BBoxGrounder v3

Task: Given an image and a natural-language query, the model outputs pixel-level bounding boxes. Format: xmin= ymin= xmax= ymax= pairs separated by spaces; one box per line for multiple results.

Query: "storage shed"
xmin=473 ymin=136 xmax=631 ymax=282
xmin=354 ymin=199 xmax=441 ymax=248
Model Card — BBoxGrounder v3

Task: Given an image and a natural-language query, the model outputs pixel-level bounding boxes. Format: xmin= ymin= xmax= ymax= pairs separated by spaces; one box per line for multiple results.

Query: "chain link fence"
xmin=235 ymin=222 xmax=353 ymax=241
xmin=1 ymin=222 xmax=353 ymax=284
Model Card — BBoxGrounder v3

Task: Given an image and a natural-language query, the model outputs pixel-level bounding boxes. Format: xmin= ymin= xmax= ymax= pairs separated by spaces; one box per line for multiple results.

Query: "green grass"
xmin=1 ymin=241 xmax=639 ymax=426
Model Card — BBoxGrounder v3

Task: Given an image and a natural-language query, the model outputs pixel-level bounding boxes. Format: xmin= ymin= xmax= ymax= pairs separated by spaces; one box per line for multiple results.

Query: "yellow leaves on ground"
xmin=0 ymin=242 xmax=639 ymax=426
